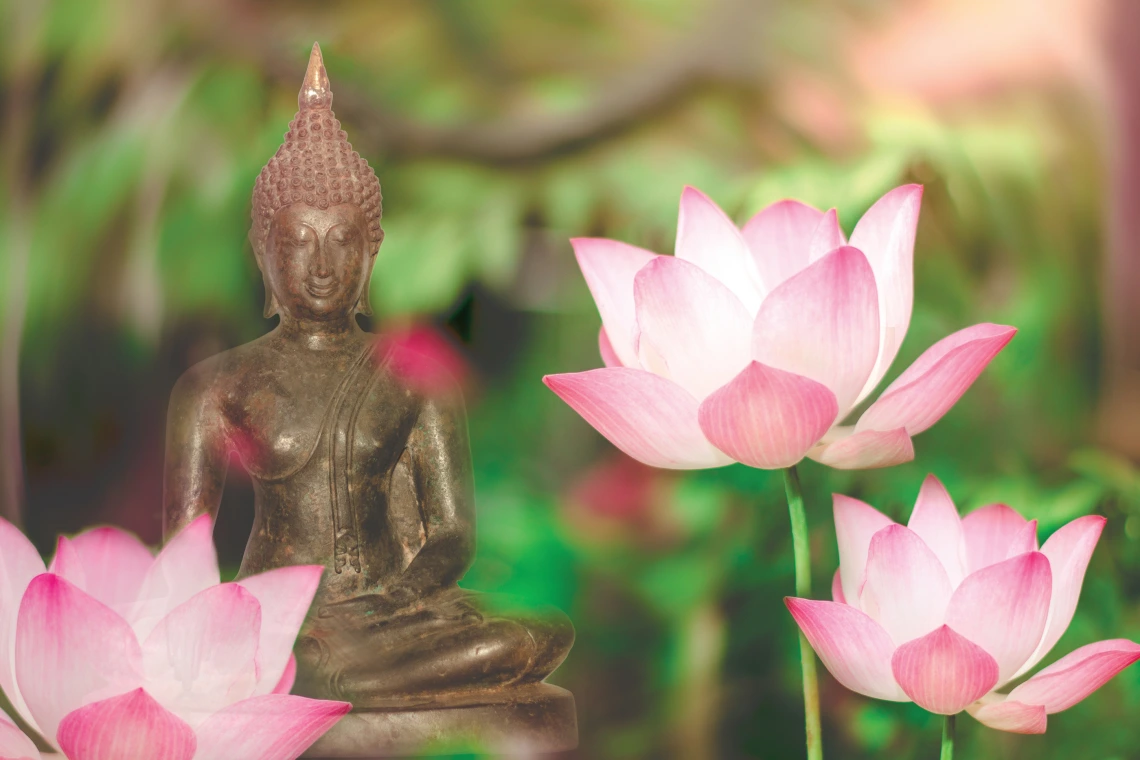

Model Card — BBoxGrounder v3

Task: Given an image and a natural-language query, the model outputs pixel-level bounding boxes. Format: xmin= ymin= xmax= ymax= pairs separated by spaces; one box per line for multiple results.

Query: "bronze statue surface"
xmin=162 ymin=43 xmax=575 ymax=756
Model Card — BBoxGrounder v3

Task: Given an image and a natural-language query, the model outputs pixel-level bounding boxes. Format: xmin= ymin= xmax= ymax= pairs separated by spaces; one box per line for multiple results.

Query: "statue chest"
xmin=224 ymin=355 xmax=417 ymax=484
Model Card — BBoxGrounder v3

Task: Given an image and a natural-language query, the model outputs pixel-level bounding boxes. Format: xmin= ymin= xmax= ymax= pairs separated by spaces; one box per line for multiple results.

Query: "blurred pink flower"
xmin=0 ymin=516 xmax=350 ymax=759
xmin=563 ymin=453 xmax=685 ymax=549
xmin=786 ymin=475 xmax=1140 ymax=732
xmin=377 ymin=323 xmax=472 ymax=398
xmin=569 ymin=453 xmax=665 ymax=524
xmin=544 ymin=185 xmax=1015 ymax=471
xmin=848 ymin=0 xmax=1105 ymax=104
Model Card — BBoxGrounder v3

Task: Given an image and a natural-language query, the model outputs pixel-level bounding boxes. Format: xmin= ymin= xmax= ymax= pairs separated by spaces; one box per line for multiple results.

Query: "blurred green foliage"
xmin=4 ymin=0 xmax=1140 ymax=758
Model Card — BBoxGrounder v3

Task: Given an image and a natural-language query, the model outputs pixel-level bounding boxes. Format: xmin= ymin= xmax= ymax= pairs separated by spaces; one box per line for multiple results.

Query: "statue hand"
xmin=316 ymin=586 xmax=484 ymax=628
xmin=317 ymin=585 xmax=419 ymax=621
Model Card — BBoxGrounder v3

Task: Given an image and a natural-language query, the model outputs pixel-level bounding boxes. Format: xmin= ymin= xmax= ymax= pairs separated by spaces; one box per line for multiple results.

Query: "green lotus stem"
xmin=783 ymin=465 xmax=822 ymax=760
xmin=941 ymin=714 xmax=955 ymax=760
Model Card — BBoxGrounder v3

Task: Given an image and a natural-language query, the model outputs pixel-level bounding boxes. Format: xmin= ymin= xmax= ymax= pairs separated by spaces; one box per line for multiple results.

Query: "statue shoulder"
xmin=169 ymin=341 xmax=267 ymax=414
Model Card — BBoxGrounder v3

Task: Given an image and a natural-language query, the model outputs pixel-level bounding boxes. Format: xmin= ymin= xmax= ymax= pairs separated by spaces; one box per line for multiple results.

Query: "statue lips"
xmin=306 ymin=277 xmax=338 ymax=298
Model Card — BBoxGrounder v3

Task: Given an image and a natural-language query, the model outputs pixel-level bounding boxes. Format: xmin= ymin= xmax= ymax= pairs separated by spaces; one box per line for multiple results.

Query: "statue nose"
xmin=310 ymin=246 xmax=332 ymax=278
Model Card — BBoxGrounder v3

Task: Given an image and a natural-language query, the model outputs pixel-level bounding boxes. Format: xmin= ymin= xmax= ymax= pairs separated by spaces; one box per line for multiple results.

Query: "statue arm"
xmin=386 ymin=391 xmax=477 ymax=602
xmin=162 ymin=365 xmax=230 ymax=542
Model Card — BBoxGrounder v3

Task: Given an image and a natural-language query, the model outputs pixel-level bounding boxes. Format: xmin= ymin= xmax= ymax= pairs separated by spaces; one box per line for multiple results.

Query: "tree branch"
xmin=243 ymin=0 xmax=769 ymax=165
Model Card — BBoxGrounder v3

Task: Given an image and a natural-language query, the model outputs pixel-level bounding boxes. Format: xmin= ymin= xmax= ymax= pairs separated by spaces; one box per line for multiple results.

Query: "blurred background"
xmin=2 ymin=0 xmax=1140 ymax=757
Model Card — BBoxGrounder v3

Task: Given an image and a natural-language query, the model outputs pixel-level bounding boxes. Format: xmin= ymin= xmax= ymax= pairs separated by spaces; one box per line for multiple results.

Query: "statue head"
xmin=250 ymin=43 xmax=383 ymax=321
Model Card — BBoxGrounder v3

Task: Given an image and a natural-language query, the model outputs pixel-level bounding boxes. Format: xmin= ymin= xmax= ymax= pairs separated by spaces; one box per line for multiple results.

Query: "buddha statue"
xmin=162 ymin=44 xmax=575 ymax=754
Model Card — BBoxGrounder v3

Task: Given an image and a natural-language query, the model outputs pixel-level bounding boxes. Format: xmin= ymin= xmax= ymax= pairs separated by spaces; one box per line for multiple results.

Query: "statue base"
xmin=302 ymin=684 xmax=578 ymax=758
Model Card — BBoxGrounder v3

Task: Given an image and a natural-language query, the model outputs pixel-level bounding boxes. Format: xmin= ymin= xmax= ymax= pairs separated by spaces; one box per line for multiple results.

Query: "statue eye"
xmin=330 ymin=228 xmax=358 ymax=245
xmin=285 ymin=228 xmax=314 ymax=247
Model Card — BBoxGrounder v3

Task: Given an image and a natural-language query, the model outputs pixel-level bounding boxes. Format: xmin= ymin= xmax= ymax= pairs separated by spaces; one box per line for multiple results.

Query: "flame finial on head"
xmin=299 ymin=42 xmax=333 ymax=111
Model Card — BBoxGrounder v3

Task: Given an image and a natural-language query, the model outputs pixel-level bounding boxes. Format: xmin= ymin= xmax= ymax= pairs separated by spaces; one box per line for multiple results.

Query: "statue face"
xmin=261 ymin=202 xmax=373 ymax=322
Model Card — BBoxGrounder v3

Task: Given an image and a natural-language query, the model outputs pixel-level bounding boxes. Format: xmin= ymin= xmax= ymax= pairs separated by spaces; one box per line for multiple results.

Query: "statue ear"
xmin=355 ymin=251 xmax=377 ymax=317
xmin=249 ymin=229 xmax=281 ymax=320
xmin=261 ymin=271 xmax=281 ymax=320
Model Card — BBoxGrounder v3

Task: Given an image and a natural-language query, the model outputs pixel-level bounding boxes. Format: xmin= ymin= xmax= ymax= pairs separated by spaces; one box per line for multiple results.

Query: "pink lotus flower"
xmin=0 ymin=516 xmax=350 ymax=759
xmin=544 ymin=185 xmax=1015 ymax=470
xmin=786 ymin=475 xmax=1140 ymax=733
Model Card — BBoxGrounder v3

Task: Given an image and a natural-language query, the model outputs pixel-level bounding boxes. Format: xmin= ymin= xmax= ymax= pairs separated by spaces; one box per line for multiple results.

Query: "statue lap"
xmin=293 ymin=586 xmax=576 ymax=756
xmin=296 ymin=587 xmax=574 ymax=706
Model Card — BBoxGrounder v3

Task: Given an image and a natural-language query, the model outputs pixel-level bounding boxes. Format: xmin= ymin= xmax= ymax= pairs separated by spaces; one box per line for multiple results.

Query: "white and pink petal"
xmin=967 ymin=697 xmax=1047 ymax=734
xmin=571 ymin=238 xmax=659 ymax=368
xmin=808 ymin=428 xmax=914 ymax=470
xmin=1005 ymin=519 xmax=1040 ymax=559
xmin=0 ymin=706 xmax=41 ymax=760
xmin=191 ymin=694 xmax=351 ymax=760
xmin=859 ymin=525 xmax=953 ymax=644
xmin=697 ymin=362 xmax=838 ymax=469
xmin=741 ymin=199 xmax=825 ymax=292
xmin=752 ymin=246 xmax=880 ymax=416
xmin=56 ymin=689 xmax=195 ymax=760
xmin=271 ymin=655 xmax=297 ymax=696
xmin=141 ymin=584 xmax=261 ymax=726
xmin=907 ymin=475 xmax=967 ymax=586
xmin=15 ymin=574 xmax=142 ymax=748
xmin=598 ymin=328 xmax=621 ymax=368
xmin=960 ymin=503 xmax=1034 ymax=575
xmin=943 ymin=552 xmax=1052 ymax=684
xmin=891 ymin=625 xmax=999 ymax=715
xmin=1007 ymin=639 xmax=1140 ymax=714
xmin=674 ymin=187 xmax=763 ymax=312
xmin=855 ymin=323 xmax=1016 ymax=437
xmin=830 ymin=569 xmax=846 ymax=604
xmin=129 ymin=515 xmax=220 ymax=641
xmin=1011 ymin=515 xmax=1107 ymax=679
xmin=47 ymin=537 xmax=86 ymax=590
xmin=808 ymin=209 xmax=846 ymax=263
xmin=51 ymin=527 xmax=154 ymax=617
xmin=850 ymin=184 xmax=924 ymax=405
xmin=785 ymin=598 xmax=905 ymax=701
xmin=633 ymin=256 xmax=753 ymax=399
xmin=237 ymin=566 xmax=323 ymax=696
xmin=0 ymin=519 xmax=47 ymax=734
xmin=544 ymin=368 xmax=732 ymax=469
xmin=833 ymin=495 xmax=896 ymax=608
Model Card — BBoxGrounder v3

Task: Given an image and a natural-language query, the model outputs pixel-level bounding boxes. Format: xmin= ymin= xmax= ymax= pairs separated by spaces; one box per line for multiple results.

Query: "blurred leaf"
xmin=157 ymin=186 xmax=256 ymax=321
xmin=372 ymin=212 xmax=469 ymax=315
xmin=25 ymin=130 xmax=146 ymax=357
xmin=668 ymin=478 xmax=729 ymax=538
xmin=40 ymin=0 xmax=103 ymax=56
xmin=372 ymin=165 xmax=524 ymax=314
xmin=1070 ymin=449 xmax=1140 ymax=507
xmin=634 ymin=553 xmax=720 ymax=620
xmin=464 ymin=488 xmax=578 ymax=611
xmin=186 ymin=64 xmax=268 ymax=147
xmin=542 ymin=163 xmax=598 ymax=233
xmin=471 ymin=181 xmax=523 ymax=289
xmin=851 ymin=703 xmax=899 ymax=752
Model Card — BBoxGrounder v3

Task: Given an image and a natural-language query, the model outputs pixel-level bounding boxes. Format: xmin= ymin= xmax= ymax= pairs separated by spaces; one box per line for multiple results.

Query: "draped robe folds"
xmin=172 ymin=340 xmax=575 ymax=704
